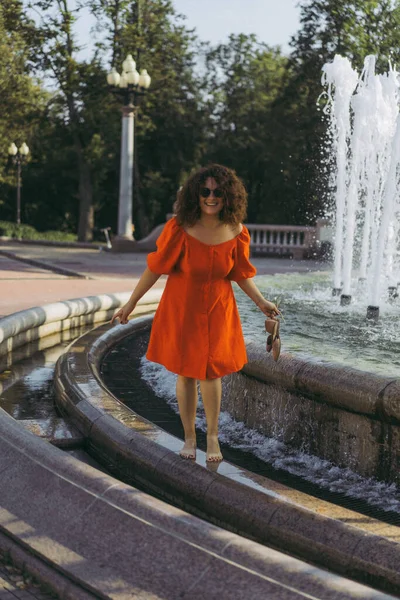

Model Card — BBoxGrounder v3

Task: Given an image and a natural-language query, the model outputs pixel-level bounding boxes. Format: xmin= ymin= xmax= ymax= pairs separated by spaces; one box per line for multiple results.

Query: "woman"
xmin=111 ymin=164 xmax=279 ymax=463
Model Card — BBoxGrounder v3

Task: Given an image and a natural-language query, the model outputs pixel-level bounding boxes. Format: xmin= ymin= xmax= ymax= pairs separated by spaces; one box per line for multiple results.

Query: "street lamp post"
xmin=107 ymin=54 xmax=151 ymax=251
xmin=8 ymin=142 xmax=30 ymax=225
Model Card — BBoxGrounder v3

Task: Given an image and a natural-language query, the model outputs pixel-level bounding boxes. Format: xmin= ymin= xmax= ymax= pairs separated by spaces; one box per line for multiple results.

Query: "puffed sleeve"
xmin=227 ymin=225 xmax=257 ymax=282
xmin=147 ymin=217 xmax=184 ymax=275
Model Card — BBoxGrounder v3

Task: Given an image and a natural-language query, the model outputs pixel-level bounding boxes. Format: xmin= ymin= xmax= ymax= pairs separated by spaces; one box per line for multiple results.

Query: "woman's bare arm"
xmin=236 ymin=278 xmax=279 ymax=317
xmin=236 ymin=278 xmax=264 ymax=305
xmin=128 ymin=267 xmax=161 ymax=304
xmin=111 ymin=267 xmax=162 ymax=324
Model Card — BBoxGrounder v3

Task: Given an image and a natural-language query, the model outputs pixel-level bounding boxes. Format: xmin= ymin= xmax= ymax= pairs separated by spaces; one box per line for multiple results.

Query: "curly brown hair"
xmin=174 ymin=164 xmax=248 ymax=227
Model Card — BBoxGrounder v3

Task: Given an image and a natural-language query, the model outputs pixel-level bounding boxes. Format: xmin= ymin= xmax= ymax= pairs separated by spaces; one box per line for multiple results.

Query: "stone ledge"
xmin=0 ymin=396 xmax=379 ymax=599
xmin=0 ymin=290 xmax=162 ymax=359
xmin=53 ymin=315 xmax=400 ymax=595
xmin=243 ymin=341 xmax=399 ymax=421
xmin=2 ymin=290 xmax=399 ymax=597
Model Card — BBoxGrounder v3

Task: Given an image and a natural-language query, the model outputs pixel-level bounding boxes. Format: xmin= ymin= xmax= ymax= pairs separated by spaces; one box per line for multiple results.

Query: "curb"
xmin=0 ymin=528 xmax=96 ymax=600
xmin=0 ymin=248 xmax=91 ymax=279
xmin=1 ymin=321 xmax=386 ymax=599
xmin=54 ymin=316 xmax=400 ymax=596
xmin=3 ymin=408 xmax=392 ymax=600
xmin=0 ymin=292 xmax=398 ymax=599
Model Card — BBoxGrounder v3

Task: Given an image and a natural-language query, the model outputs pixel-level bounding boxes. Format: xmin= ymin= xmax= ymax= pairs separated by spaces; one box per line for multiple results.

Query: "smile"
xmin=205 ymin=201 xmax=218 ymax=206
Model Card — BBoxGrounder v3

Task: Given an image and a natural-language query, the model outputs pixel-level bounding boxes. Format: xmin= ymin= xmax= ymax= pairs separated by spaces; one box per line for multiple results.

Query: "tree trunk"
xmin=77 ymin=158 xmax=94 ymax=242
xmin=133 ymin=122 xmax=150 ymax=238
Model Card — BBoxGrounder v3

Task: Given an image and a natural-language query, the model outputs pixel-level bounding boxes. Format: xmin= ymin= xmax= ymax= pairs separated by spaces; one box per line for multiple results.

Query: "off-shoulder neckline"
xmin=175 ymin=219 xmax=245 ymax=247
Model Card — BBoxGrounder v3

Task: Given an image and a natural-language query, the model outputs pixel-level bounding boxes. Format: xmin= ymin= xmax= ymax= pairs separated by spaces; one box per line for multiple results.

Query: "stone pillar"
xmin=113 ymin=105 xmax=137 ymax=252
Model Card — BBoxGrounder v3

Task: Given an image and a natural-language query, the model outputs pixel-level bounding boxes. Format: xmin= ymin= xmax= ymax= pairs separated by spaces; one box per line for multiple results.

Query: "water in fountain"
xmin=321 ymin=54 xmax=400 ymax=316
xmin=140 ymin=353 xmax=400 ymax=513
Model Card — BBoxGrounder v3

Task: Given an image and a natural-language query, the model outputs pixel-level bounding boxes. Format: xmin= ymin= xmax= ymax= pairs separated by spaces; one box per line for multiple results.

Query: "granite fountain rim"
xmin=52 ymin=314 xmax=400 ymax=594
xmin=2 ymin=295 xmax=393 ymax=599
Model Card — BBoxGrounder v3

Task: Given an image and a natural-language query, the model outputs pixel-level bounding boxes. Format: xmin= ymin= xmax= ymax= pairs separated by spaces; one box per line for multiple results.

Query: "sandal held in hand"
xmin=265 ymin=318 xmax=281 ymax=362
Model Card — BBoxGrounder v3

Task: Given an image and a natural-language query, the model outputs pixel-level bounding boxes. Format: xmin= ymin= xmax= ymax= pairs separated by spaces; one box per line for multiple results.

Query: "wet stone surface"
xmin=102 ymin=329 xmax=400 ymax=528
xmin=0 ymin=356 xmax=86 ymax=449
xmin=18 ymin=418 xmax=85 ymax=448
xmin=0 ymin=324 xmax=101 ymax=439
xmin=0 ymin=366 xmax=56 ymax=420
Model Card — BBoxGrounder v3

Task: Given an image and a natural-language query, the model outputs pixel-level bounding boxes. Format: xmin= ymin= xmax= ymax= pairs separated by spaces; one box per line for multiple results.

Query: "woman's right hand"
xmin=110 ymin=301 xmax=136 ymax=325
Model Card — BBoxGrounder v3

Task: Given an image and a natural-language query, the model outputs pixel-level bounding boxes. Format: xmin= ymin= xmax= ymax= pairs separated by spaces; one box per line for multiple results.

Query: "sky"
xmin=172 ymin=0 xmax=301 ymax=52
xmin=73 ymin=0 xmax=301 ymax=63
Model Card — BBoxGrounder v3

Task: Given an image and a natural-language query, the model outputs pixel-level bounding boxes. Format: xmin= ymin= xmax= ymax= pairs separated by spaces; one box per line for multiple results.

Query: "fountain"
xmin=133 ymin=58 xmax=400 ymax=489
xmin=321 ymin=54 xmax=400 ymax=317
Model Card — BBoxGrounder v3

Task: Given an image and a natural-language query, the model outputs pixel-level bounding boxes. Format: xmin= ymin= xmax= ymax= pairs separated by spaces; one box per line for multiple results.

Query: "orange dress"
xmin=146 ymin=216 xmax=257 ymax=379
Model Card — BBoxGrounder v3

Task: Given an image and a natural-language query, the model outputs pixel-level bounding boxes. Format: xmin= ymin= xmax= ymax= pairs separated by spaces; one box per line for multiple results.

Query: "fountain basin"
xmin=51 ymin=315 xmax=400 ymax=592
xmin=225 ymin=342 xmax=399 ymax=484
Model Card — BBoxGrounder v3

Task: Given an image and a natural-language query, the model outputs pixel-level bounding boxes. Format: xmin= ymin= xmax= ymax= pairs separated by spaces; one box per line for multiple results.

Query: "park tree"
xmin=90 ymin=0 xmax=208 ymax=236
xmin=24 ymin=0 xmax=116 ymax=241
xmin=6 ymin=0 xmax=400 ymax=236
xmin=203 ymin=34 xmax=293 ymax=223
xmin=279 ymin=0 xmax=400 ymax=224
xmin=0 ymin=0 xmax=45 ymax=221
xmin=292 ymin=0 xmax=400 ymax=72
xmin=18 ymin=0 xmax=207 ymax=239
xmin=203 ymin=2 xmax=400 ymax=226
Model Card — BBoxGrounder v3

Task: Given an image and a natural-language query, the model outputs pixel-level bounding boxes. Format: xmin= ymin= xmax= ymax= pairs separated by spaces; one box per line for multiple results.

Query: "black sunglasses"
xmin=200 ymin=187 xmax=223 ymax=199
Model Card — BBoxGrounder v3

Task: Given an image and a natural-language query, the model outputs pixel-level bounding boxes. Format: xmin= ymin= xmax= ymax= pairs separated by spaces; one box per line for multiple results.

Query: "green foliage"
xmin=92 ymin=0 xmax=208 ymax=236
xmin=292 ymin=0 xmax=400 ymax=71
xmin=3 ymin=0 xmax=400 ymax=235
xmin=281 ymin=0 xmax=400 ymax=223
xmin=0 ymin=220 xmax=77 ymax=241
xmin=0 ymin=1 xmax=46 ymax=186
xmin=203 ymin=34 xmax=295 ymax=223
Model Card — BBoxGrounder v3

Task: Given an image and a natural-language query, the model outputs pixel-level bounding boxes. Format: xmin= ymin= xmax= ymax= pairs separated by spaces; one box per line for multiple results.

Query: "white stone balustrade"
xmin=139 ymin=215 xmax=325 ymax=259
xmin=246 ymin=224 xmax=316 ymax=259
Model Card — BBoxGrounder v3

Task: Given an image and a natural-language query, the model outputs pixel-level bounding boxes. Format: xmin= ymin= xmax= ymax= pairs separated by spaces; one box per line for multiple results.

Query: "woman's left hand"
xmin=256 ymin=298 xmax=280 ymax=317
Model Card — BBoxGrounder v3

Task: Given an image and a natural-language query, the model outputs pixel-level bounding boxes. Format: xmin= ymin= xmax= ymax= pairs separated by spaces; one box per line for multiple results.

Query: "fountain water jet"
xmin=321 ymin=54 xmax=400 ymax=318
xmin=321 ymin=56 xmax=358 ymax=294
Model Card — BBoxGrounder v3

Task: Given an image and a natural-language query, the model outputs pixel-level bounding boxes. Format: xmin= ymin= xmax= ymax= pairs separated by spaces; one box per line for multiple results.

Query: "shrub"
xmin=0 ymin=221 xmax=77 ymax=242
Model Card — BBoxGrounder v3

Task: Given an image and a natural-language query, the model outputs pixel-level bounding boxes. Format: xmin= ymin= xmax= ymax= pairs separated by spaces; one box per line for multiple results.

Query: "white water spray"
xmin=321 ymin=56 xmax=358 ymax=291
xmin=321 ymin=55 xmax=400 ymax=314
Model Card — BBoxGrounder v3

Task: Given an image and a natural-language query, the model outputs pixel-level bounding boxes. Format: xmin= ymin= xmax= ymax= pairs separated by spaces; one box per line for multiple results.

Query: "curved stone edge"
xmin=0 ymin=298 xmax=319 ymax=599
xmin=0 ymin=291 xmax=158 ymax=597
xmin=1 ymin=407 xmax=311 ymax=599
xmin=243 ymin=341 xmax=400 ymax=422
xmin=54 ymin=316 xmax=400 ymax=595
xmin=1 ymin=326 xmax=382 ymax=600
xmin=0 ymin=290 xmax=162 ymax=359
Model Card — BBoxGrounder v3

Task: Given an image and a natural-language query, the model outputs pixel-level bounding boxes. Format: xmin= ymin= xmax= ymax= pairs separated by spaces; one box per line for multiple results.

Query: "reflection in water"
xmin=0 ymin=324 xmax=98 ymax=420
xmin=1 ymin=366 xmax=56 ymax=420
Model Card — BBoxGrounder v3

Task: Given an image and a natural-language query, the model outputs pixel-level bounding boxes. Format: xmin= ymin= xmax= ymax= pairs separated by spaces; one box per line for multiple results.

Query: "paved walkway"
xmin=0 ymin=555 xmax=56 ymax=599
xmin=0 ymin=241 xmax=327 ymax=317
xmin=0 ymin=251 xmax=164 ymax=318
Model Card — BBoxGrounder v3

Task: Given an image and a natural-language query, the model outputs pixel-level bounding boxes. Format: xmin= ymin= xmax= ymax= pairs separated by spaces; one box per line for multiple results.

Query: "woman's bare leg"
xmin=199 ymin=377 xmax=223 ymax=462
xmin=176 ymin=375 xmax=198 ymax=459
